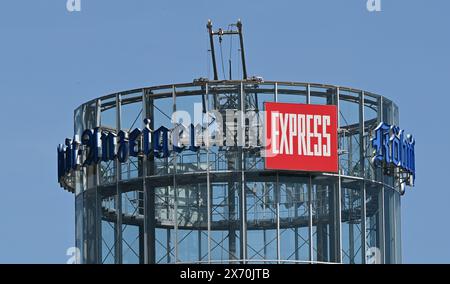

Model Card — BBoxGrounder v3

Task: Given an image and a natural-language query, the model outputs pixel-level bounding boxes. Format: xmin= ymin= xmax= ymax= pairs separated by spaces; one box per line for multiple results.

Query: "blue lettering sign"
xmin=371 ymin=122 xmax=415 ymax=184
xmin=57 ymin=119 xmax=203 ymax=182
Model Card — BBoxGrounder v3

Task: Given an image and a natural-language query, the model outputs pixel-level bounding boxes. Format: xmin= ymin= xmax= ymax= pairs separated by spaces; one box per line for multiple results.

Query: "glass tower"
xmin=60 ymin=81 xmax=403 ymax=264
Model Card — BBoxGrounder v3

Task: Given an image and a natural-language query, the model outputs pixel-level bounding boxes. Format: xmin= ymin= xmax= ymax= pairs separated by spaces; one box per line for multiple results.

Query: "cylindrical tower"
xmin=58 ymin=80 xmax=414 ymax=264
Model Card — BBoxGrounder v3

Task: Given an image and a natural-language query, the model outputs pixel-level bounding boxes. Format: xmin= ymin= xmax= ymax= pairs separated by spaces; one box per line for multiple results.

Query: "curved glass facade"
xmin=63 ymin=81 xmax=402 ymax=264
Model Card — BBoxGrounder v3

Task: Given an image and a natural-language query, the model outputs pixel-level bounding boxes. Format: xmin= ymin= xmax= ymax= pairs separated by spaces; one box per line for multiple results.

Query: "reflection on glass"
xmin=176 ymin=183 xmax=207 ymax=263
xmin=384 ymin=187 xmax=401 ymax=264
xmin=339 ymin=91 xmax=362 ymax=177
xmin=120 ymin=96 xmax=143 ymax=180
xmin=101 ymin=195 xmax=115 ymax=264
xmin=279 ymin=176 xmax=310 ymax=262
xmin=210 ymin=181 xmax=240 ymax=263
xmin=75 ymin=194 xmax=84 ymax=263
xmin=341 ymin=180 xmax=363 ymax=264
xmin=121 ymin=189 xmax=142 ymax=264
xmin=311 ymin=178 xmax=338 ymax=263
xmin=365 ymin=184 xmax=382 ymax=264
xmin=246 ymin=181 xmax=277 ymax=261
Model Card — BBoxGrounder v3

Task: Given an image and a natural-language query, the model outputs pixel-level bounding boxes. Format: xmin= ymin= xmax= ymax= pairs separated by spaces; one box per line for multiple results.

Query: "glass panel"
xmin=120 ymin=93 xmax=143 ymax=180
xmin=100 ymin=97 xmax=117 ymax=185
xmin=382 ymin=99 xmax=393 ymax=125
xmin=311 ymin=177 xmax=338 ymax=263
xmin=246 ymin=181 xmax=277 ymax=262
xmin=101 ymin=192 xmax=116 ymax=264
xmin=257 ymin=85 xmax=275 ymax=112
xmin=244 ymin=84 xmax=272 ymax=171
xmin=382 ymin=100 xmax=394 ymax=188
xmin=382 ymin=187 xmax=401 ymax=264
xmin=120 ymin=93 xmax=143 ymax=129
xmin=277 ymin=84 xmax=307 ymax=105
xmin=74 ymin=102 xmax=98 ymax=194
xmin=384 ymin=187 xmax=396 ymax=264
xmin=85 ymin=163 xmax=97 ymax=190
xmin=177 ymin=229 xmax=203 ymax=263
xmin=339 ymin=90 xmax=362 ymax=177
xmin=395 ymin=191 xmax=402 ymax=263
xmin=174 ymin=94 xmax=207 ymax=174
xmin=207 ymin=83 xmax=242 ymax=172
xmin=279 ymin=175 xmax=310 ymax=263
xmin=75 ymin=101 xmax=97 ymax=137
xmin=152 ymin=97 xmax=174 ymax=175
xmin=393 ymin=104 xmax=399 ymax=126
xmin=121 ymin=187 xmax=143 ymax=264
xmin=74 ymin=105 xmax=83 ymax=138
xmin=364 ymin=94 xmax=378 ymax=126
xmin=339 ymin=90 xmax=360 ymax=125
xmin=153 ymin=93 xmax=174 ymax=129
xmin=100 ymin=97 xmax=117 ymax=129
xmin=341 ymin=179 xmax=363 ymax=264
xmin=382 ymin=99 xmax=394 ymax=188
xmin=84 ymin=188 xmax=100 ymax=263
xmin=210 ymin=181 xmax=240 ymax=263
xmin=154 ymin=184 xmax=176 ymax=263
xmin=365 ymin=183 xmax=382 ymax=264
xmin=100 ymin=159 xmax=116 ymax=185
xmin=247 ymin=229 xmax=277 ymax=263
xmin=121 ymin=224 xmax=140 ymax=264
xmin=310 ymin=86 xmax=335 ymax=105
xmin=364 ymin=94 xmax=379 ymax=180
xmin=176 ymin=183 xmax=207 ymax=263
xmin=101 ymin=220 xmax=115 ymax=264
xmin=75 ymin=194 xmax=84 ymax=263
xmin=155 ymin=228 xmax=176 ymax=263
xmin=74 ymin=165 xmax=85 ymax=196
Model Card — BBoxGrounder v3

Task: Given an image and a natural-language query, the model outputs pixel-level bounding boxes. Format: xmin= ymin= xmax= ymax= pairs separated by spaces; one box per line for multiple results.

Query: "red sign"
xmin=264 ymin=102 xmax=338 ymax=173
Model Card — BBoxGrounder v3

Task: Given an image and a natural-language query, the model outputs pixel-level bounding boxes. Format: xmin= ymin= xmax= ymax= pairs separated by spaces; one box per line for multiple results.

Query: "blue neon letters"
xmin=57 ymin=119 xmax=200 ymax=182
xmin=371 ymin=122 xmax=415 ymax=180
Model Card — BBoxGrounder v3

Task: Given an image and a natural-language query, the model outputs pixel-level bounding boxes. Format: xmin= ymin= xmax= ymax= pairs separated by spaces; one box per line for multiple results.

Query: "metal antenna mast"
xmin=207 ymin=19 xmax=248 ymax=80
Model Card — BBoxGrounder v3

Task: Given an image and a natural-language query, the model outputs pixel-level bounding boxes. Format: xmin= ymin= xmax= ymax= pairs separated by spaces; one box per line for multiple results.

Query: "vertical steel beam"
xmin=336 ymin=87 xmax=342 ymax=264
xmin=378 ymin=96 xmax=386 ymax=264
xmin=142 ymin=90 xmax=149 ymax=264
xmin=398 ymin=196 xmax=402 ymax=263
xmin=308 ymin=176 xmax=313 ymax=263
xmin=115 ymin=93 xmax=123 ymax=264
xmin=349 ymin=220 xmax=354 ymax=263
xmin=276 ymin=173 xmax=281 ymax=263
xmin=236 ymin=20 xmax=248 ymax=80
xmin=150 ymin=91 xmax=157 ymax=264
xmin=172 ymin=85 xmax=179 ymax=263
xmin=360 ymin=91 xmax=367 ymax=264
xmin=380 ymin=186 xmax=386 ymax=264
xmin=274 ymin=82 xmax=278 ymax=102
xmin=196 ymin=184 xmax=202 ymax=262
xmin=392 ymin=190 xmax=397 ymax=263
xmin=207 ymin=20 xmax=219 ymax=81
xmin=205 ymin=83 xmax=212 ymax=264
xmin=307 ymin=84 xmax=311 ymax=104
xmin=293 ymin=184 xmax=299 ymax=261
xmin=263 ymin=229 xmax=267 ymax=260
xmin=239 ymin=82 xmax=247 ymax=263
xmin=95 ymin=99 xmax=102 ymax=264
xmin=143 ymin=89 xmax=156 ymax=264
xmin=166 ymin=228 xmax=171 ymax=263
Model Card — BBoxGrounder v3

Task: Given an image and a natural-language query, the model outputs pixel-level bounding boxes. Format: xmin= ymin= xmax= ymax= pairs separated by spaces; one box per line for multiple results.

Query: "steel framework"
xmin=63 ymin=80 xmax=403 ymax=264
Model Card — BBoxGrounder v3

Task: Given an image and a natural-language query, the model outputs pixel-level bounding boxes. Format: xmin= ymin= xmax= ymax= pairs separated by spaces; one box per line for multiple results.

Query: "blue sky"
xmin=0 ymin=0 xmax=449 ymax=263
